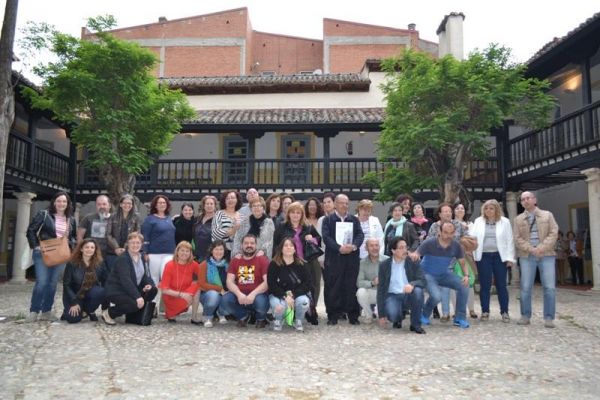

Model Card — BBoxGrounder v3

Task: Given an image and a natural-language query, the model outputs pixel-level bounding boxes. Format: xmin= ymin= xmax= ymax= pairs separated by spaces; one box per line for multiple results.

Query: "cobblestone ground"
xmin=1 ymin=282 xmax=599 ymax=399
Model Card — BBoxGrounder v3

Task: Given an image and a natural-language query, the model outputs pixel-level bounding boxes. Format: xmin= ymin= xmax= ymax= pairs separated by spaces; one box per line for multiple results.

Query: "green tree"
xmin=21 ymin=16 xmax=195 ymax=202
xmin=369 ymin=45 xmax=555 ymax=205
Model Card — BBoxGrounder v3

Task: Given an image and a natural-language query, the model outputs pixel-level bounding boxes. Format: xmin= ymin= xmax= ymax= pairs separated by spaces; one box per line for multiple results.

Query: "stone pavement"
xmin=1 ymin=283 xmax=599 ymax=399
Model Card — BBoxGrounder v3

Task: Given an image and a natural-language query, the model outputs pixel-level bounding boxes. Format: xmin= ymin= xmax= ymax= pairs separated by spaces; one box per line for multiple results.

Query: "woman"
xmin=355 ymin=199 xmax=384 ymax=259
xmin=305 ymin=197 xmax=323 ymax=230
xmin=102 ymin=232 xmax=158 ymax=326
xmin=411 ymin=202 xmax=431 ymax=245
xmin=566 ymin=231 xmax=584 ymax=285
xmin=106 ymin=194 xmax=140 ymax=271
xmin=141 ymin=195 xmax=176 ymax=289
xmin=555 ymin=231 xmax=568 ymax=285
xmin=273 ymin=202 xmax=321 ymax=324
xmin=265 ymin=193 xmax=282 ymax=225
xmin=276 ymin=194 xmax=295 ymax=226
xmin=232 ymin=197 xmax=274 ymax=259
xmin=24 ymin=191 xmax=77 ymax=323
xmin=453 ymin=203 xmax=477 ymax=319
xmin=212 ymin=190 xmax=243 ymax=260
xmin=395 ymin=193 xmax=414 ymax=220
xmin=193 ymin=195 xmax=218 ymax=262
xmin=383 ymin=202 xmax=419 ymax=256
xmin=193 ymin=240 xmax=228 ymax=327
xmin=173 ymin=203 xmax=195 ymax=245
xmin=471 ymin=199 xmax=515 ymax=322
xmin=267 ymin=238 xmax=312 ymax=331
xmin=159 ymin=241 xmax=200 ymax=322
xmin=62 ymin=238 xmax=106 ymax=323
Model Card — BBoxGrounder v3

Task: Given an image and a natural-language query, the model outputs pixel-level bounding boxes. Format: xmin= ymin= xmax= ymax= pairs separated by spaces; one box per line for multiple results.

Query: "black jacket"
xmin=104 ymin=252 xmax=155 ymax=301
xmin=62 ymin=261 xmax=107 ymax=308
xmin=26 ymin=210 xmax=77 ymax=249
xmin=376 ymin=257 xmax=425 ymax=319
xmin=273 ymin=223 xmax=320 ymax=254
xmin=267 ymin=260 xmax=312 ymax=298
xmin=384 ymin=221 xmax=419 ymax=255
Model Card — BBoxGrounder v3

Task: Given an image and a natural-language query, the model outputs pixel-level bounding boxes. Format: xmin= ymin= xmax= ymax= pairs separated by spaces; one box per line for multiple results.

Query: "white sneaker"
xmin=17 ymin=312 xmax=38 ymax=324
xmin=273 ymin=320 xmax=283 ymax=331
xmin=293 ymin=319 xmax=304 ymax=332
xmin=102 ymin=309 xmax=116 ymax=325
xmin=204 ymin=318 xmax=213 ymax=328
xmin=38 ymin=312 xmax=58 ymax=322
xmin=218 ymin=315 xmax=227 ymax=324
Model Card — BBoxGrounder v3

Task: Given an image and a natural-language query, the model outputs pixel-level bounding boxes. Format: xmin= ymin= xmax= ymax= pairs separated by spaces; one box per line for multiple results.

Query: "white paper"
xmin=335 ymin=222 xmax=354 ymax=246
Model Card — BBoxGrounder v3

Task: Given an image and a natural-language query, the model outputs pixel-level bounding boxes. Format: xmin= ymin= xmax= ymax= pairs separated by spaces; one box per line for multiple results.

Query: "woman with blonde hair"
xmin=159 ymin=241 xmax=200 ymax=322
xmin=470 ymin=199 xmax=515 ymax=322
xmin=355 ymin=199 xmax=384 ymax=259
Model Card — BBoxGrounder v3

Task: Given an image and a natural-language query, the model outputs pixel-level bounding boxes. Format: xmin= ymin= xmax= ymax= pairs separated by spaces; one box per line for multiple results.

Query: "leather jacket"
xmin=26 ymin=210 xmax=77 ymax=249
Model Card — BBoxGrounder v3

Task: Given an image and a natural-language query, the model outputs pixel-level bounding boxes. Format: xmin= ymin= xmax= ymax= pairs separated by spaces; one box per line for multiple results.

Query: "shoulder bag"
xmin=38 ymin=211 xmax=72 ymax=267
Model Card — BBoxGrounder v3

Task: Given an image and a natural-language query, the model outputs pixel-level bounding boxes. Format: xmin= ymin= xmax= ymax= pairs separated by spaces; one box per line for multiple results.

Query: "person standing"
xmin=566 ymin=231 xmax=584 ymax=285
xmin=212 ymin=190 xmax=243 ymax=260
xmin=77 ymin=194 xmax=111 ymax=257
xmin=106 ymin=194 xmax=140 ymax=272
xmin=514 ymin=191 xmax=559 ymax=328
xmin=321 ymin=194 xmax=364 ymax=325
xmin=193 ymin=195 xmax=218 ymax=262
xmin=232 ymin=197 xmax=274 ymax=259
xmin=173 ymin=203 xmax=195 ymax=245
xmin=23 ymin=191 xmax=77 ymax=323
xmin=471 ymin=200 xmax=515 ymax=322
xmin=355 ymin=199 xmax=384 ymax=260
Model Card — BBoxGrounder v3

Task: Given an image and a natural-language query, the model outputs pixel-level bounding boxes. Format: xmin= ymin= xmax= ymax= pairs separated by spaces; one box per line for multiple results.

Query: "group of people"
xmin=21 ymin=188 xmax=560 ymax=331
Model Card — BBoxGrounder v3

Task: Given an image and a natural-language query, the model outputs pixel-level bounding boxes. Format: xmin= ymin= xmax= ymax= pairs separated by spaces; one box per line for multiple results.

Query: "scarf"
xmin=248 ymin=213 xmax=267 ymax=237
xmin=385 ymin=216 xmax=407 ymax=238
xmin=77 ymin=262 xmax=98 ymax=299
xmin=411 ymin=216 xmax=428 ymax=226
xmin=206 ymin=257 xmax=227 ymax=287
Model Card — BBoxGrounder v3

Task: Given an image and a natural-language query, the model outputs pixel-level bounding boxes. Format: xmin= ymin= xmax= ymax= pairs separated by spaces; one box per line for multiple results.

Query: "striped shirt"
xmin=54 ymin=215 xmax=68 ymax=238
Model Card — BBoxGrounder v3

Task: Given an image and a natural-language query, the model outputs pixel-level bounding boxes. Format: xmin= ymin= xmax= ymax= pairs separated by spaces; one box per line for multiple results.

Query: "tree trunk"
xmin=0 ymin=0 xmax=19 ymax=228
xmin=98 ymin=164 xmax=137 ymax=206
xmin=443 ymin=167 xmax=461 ymax=204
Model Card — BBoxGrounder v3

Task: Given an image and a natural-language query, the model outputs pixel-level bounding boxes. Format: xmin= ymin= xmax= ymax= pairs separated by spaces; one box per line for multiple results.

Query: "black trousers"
xmin=568 ymin=256 xmax=584 ymax=284
xmin=323 ymin=254 xmax=360 ymax=320
xmin=107 ymin=287 xmax=158 ymax=320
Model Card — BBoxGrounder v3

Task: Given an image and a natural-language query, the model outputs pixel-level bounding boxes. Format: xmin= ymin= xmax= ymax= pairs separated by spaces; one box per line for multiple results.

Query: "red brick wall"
xmin=252 ymin=32 xmax=323 ymax=75
xmin=329 ymin=44 xmax=406 ymax=73
xmin=164 ymin=47 xmax=242 ymax=77
xmin=324 ymin=18 xmax=412 ymax=37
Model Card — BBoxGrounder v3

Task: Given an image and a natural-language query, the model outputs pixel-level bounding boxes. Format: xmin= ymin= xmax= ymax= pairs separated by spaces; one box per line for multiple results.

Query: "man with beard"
xmin=78 ymin=194 xmax=112 ymax=257
xmin=221 ymin=234 xmax=270 ymax=328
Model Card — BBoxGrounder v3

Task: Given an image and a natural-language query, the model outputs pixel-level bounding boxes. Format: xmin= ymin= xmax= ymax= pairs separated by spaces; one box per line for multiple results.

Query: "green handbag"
xmin=454 ymin=260 xmax=475 ymax=287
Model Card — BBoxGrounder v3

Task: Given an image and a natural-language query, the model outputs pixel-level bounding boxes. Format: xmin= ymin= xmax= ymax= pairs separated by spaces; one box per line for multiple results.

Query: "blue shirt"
xmin=389 ymin=258 xmax=409 ymax=294
xmin=141 ymin=214 xmax=176 ymax=254
xmin=417 ymin=237 xmax=463 ymax=276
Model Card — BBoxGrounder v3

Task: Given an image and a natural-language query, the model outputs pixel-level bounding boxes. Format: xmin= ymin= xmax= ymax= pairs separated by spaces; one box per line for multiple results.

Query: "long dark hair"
xmin=70 ymin=238 xmax=103 ymax=268
xmin=115 ymin=194 xmax=137 ymax=221
xmin=48 ymin=191 xmax=73 ymax=218
xmin=304 ymin=197 xmax=323 ymax=219
xmin=150 ymin=194 xmax=171 ymax=215
xmin=272 ymin=237 xmax=304 ymax=266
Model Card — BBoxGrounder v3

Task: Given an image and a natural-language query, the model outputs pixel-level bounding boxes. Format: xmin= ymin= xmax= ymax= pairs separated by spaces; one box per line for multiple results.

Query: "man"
xmin=514 ymin=191 xmax=559 ymax=328
xmin=239 ymin=188 xmax=259 ymax=221
xmin=322 ymin=194 xmax=364 ymax=325
xmin=78 ymin=194 xmax=111 ymax=256
xmin=410 ymin=221 xmax=471 ymax=328
xmin=221 ymin=234 xmax=270 ymax=328
xmin=356 ymin=237 xmax=388 ymax=323
xmin=377 ymin=237 xmax=426 ymax=334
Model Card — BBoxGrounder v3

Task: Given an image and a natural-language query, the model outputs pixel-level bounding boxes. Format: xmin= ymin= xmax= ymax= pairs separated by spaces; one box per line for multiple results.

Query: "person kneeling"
xmin=377 ymin=237 xmax=426 ymax=334
xmin=160 ymin=241 xmax=200 ymax=323
xmin=268 ymin=238 xmax=312 ymax=332
xmin=62 ymin=238 xmax=107 ymax=323
xmin=103 ymin=232 xmax=157 ymax=326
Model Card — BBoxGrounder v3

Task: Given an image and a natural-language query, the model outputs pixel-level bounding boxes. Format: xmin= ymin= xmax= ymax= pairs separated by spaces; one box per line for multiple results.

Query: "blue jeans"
xmin=384 ymin=287 xmax=424 ymax=328
xmin=221 ymin=292 xmax=269 ymax=321
xmin=200 ymin=290 xmax=222 ymax=317
xmin=519 ymin=255 xmax=556 ymax=320
xmin=269 ymin=294 xmax=310 ymax=322
xmin=64 ymin=286 xmax=106 ymax=323
xmin=440 ymin=287 xmax=451 ymax=315
xmin=30 ymin=249 xmax=66 ymax=313
xmin=478 ymin=252 xmax=509 ymax=314
xmin=423 ymin=272 xmax=469 ymax=320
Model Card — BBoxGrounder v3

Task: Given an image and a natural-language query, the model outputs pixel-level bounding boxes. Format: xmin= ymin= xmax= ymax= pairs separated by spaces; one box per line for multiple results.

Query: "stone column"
xmin=505 ymin=191 xmax=520 ymax=285
xmin=11 ymin=192 xmax=37 ymax=283
xmin=582 ymin=168 xmax=600 ymax=290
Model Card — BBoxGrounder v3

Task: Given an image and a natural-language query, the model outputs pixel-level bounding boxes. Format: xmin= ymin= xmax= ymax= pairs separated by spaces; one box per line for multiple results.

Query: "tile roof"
xmin=527 ymin=12 xmax=600 ymax=65
xmin=161 ymin=73 xmax=371 ymax=94
xmin=188 ymin=107 xmax=385 ymax=125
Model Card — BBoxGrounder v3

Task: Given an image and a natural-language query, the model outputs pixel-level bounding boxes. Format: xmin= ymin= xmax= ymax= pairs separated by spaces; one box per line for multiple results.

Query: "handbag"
xmin=37 ymin=211 xmax=72 ymax=267
xmin=125 ymin=300 xmax=156 ymax=326
xmin=304 ymin=240 xmax=324 ymax=262
xmin=454 ymin=260 xmax=476 ymax=287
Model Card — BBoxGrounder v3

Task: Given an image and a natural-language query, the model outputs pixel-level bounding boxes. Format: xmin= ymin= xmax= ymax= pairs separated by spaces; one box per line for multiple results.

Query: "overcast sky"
xmin=5 ymin=0 xmax=599 ymax=79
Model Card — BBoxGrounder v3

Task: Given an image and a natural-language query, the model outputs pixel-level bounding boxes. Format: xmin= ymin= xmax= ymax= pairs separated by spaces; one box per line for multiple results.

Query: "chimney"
xmin=437 ymin=12 xmax=465 ymax=60
xmin=408 ymin=23 xmax=416 ymax=31
xmin=158 ymin=16 xmax=168 ymax=23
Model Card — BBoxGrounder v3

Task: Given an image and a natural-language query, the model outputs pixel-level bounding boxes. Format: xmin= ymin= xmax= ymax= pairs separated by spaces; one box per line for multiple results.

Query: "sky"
xmin=4 ymin=0 xmax=599 ymax=81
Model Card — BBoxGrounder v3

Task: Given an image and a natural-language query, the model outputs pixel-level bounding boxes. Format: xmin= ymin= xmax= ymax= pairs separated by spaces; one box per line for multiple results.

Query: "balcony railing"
xmin=7 ymin=132 xmax=71 ymax=188
xmin=509 ymin=100 xmax=600 ymax=170
xmin=78 ymin=155 xmax=499 ymax=192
